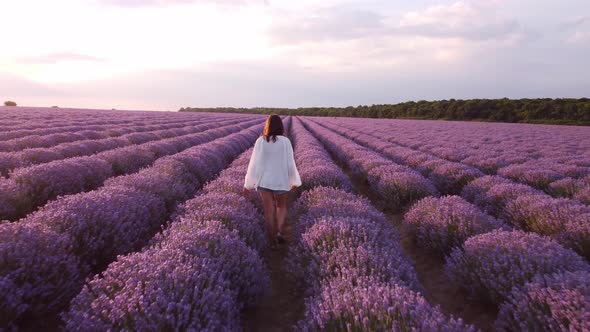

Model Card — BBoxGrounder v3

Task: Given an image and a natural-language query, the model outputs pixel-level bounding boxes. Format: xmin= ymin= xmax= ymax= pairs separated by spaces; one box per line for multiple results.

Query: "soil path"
xmin=241 ymin=202 xmax=305 ymax=332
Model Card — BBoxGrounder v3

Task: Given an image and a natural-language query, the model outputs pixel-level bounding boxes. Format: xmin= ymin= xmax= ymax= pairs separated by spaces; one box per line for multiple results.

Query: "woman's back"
xmin=244 ymin=135 xmax=300 ymax=191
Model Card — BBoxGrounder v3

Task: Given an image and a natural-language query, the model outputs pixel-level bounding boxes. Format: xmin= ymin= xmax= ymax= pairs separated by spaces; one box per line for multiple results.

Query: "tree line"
xmin=179 ymin=98 xmax=590 ymax=125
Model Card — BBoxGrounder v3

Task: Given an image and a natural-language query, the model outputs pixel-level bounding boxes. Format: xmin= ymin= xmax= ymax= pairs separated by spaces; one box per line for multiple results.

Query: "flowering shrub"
xmin=286 ymin=216 xmax=421 ymax=294
xmin=63 ymin=249 xmax=239 ymax=331
xmin=297 ymin=279 xmax=475 ymax=332
xmin=428 ymin=162 xmax=484 ymax=195
xmin=155 ymin=219 xmax=269 ymax=307
xmin=180 ymin=192 xmax=267 ymax=251
xmin=445 ymin=230 xmax=589 ymax=303
xmin=405 ymin=196 xmax=507 ymax=255
xmin=26 ymin=186 xmax=167 ymax=269
xmin=505 ymin=195 xmax=590 ymax=258
xmin=496 ymin=271 xmax=590 ymax=332
xmin=0 ymin=223 xmax=82 ymax=325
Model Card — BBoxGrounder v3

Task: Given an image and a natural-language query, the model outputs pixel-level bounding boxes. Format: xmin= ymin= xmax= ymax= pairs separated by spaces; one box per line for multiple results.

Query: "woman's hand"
xmin=242 ymin=187 xmax=251 ymax=197
xmin=290 ymin=185 xmax=298 ymax=192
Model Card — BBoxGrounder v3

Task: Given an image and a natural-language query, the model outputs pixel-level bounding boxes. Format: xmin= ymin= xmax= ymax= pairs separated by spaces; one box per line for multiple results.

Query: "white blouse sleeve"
xmin=286 ymin=138 xmax=302 ymax=187
xmin=244 ymin=137 xmax=262 ymax=189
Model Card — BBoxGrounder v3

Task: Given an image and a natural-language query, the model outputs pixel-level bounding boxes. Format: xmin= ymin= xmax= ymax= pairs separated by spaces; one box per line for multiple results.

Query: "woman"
xmin=244 ymin=115 xmax=301 ymax=249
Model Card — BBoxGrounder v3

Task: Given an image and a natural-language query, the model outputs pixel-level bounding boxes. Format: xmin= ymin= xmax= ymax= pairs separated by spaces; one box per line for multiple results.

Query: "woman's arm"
xmin=286 ymin=139 xmax=302 ymax=188
xmin=244 ymin=138 xmax=262 ymax=190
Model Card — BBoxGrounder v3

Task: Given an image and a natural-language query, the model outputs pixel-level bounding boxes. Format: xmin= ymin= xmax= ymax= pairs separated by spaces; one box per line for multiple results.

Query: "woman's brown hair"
xmin=262 ymin=114 xmax=284 ymax=142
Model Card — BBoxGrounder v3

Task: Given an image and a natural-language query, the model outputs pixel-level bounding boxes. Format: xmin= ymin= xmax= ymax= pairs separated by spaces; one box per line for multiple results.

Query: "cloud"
xmin=269 ymin=1 xmax=529 ymax=45
xmin=396 ymin=2 xmax=526 ymax=41
xmin=270 ymin=8 xmax=384 ymax=44
xmin=17 ymin=52 xmax=107 ymax=64
xmin=0 ymin=72 xmax=64 ymax=98
xmin=94 ymin=0 xmax=263 ymax=7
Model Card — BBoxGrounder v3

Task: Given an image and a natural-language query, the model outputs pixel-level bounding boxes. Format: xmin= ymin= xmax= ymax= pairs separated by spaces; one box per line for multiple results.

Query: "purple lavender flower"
xmin=154 ymin=219 xmax=269 ymax=307
xmin=548 ymin=177 xmax=582 ymax=197
xmin=297 ymin=278 xmax=475 ymax=332
xmin=445 ymin=230 xmax=589 ymax=303
xmin=499 ymin=163 xmax=565 ymax=190
xmin=286 ymin=216 xmax=420 ymax=294
xmin=369 ymin=168 xmax=438 ymax=212
xmin=496 ymin=271 xmax=590 ymax=332
xmin=179 ymin=192 xmax=267 ymax=251
xmin=26 ymin=186 xmax=167 ymax=269
xmin=428 ymin=162 xmax=484 ymax=195
xmin=0 ymin=222 xmax=82 ymax=325
xmin=404 ymin=196 xmax=507 ymax=255
xmin=63 ymin=249 xmax=239 ymax=331
xmin=505 ymin=195 xmax=590 ymax=258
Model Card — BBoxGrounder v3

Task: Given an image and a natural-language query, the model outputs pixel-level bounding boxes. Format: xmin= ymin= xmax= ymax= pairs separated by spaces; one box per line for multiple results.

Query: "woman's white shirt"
xmin=244 ymin=135 xmax=302 ymax=191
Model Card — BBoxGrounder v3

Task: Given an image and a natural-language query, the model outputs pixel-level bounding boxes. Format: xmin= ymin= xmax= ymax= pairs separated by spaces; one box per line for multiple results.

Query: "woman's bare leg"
xmin=260 ymin=191 xmax=276 ymax=243
xmin=275 ymin=193 xmax=289 ymax=235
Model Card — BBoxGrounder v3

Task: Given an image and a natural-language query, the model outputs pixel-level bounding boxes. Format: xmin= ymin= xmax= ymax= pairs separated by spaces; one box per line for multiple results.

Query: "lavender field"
xmin=1 ymin=106 xmax=589 ymax=331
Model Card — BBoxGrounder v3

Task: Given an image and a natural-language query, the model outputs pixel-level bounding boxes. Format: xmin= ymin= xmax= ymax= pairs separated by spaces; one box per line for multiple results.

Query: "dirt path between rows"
xmin=241 ymin=206 xmax=305 ymax=332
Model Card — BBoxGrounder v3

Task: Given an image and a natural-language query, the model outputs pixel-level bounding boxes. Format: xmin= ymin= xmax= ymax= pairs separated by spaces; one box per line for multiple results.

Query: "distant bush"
xmin=4 ymin=101 xmax=16 ymax=106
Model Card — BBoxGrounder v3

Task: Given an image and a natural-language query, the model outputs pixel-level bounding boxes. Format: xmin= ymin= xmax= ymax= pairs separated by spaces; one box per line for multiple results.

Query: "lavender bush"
xmin=180 ymin=192 xmax=267 ymax=251
xmin=297 ymin=278 xmax=475 ymax=332
xmin=0 ymin=223 xmax=82 ymax=326
xmin=404 ymin=196 xmax=507 ymax=255
xmin=445 ymin=230 xmax=589 ymax=303
xmin=154 ymin=219 xmax=269 ymax=307
xmin=286 ymin=216 xmax=420 ymax=294
xmin=496 ymin=271 xmax=590 ymax=332
xmin=63 ymin=249 xmax=239 ymax=331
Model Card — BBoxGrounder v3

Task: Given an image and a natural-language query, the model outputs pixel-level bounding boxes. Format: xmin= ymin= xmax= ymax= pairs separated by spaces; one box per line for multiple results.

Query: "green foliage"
xmin=179 ymin=98 xmax=590 ymax=126
xmin=4 ymin=101 xmax=17 ymax=106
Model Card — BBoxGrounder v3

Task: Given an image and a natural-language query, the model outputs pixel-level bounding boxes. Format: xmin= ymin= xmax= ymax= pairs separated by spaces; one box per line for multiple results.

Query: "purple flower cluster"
xmin=404 ymin=195 xmax=507 ymax=255
xmin=313 ymin=118 xmax=590 ymax=201
xmin=297 ymin=278 xmax=475 ymax=332
xmin=25 ymin=186 xmax=167 ymax=269
xmin=499 ymin=162 xmax=566 ymax=190
xmin=63 ymin=248 xmax=240 ymax=331
xmin=496 ymin=271 xmax=590 ymax=332
xmin=287 ymin=184 xmax=472 ymax=330
xmin=427 ymin=162 xmax=484 ymax=195
xmin=0 ymin=223 xmax=82 ymax=326
xmin=290 ymin=118 xmax=352 ymax=191
xmin=463 ymin=179 xmax=545 ymax=218
xmin=0 ymin=119 xmax=261 ymax=221
xmin=445 ymin=230 xmax=589 ymax=304
xmin=64 ymin=135 xmax=272 ymax=330
xmin=302 ymin=120 xmax=437 ymax=211
xmin=305 ymin=118 xmax=483 ymax=196
xmin=0 ymin=122 xmax=263 ymax=326
xmin=504 ymin=195 xmax=590 ymax=259
xmin=154 ymin=220 xmax=269 ymax=307
xmin=0 ymin=118 xmax=232 ymax=176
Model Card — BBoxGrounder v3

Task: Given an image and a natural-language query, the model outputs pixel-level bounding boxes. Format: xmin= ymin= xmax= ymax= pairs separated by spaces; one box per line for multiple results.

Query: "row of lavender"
xmin=63 ymin=145 xmax=272 ymax=330
xmin=288 ymin=118 xmax=473 ymax=330
xmin=62 ymin=117 xmax=296 ymax=329
xmin=309 ymin=118 xmax=589 ymax=259
xmin=326 ymin=118 xmax=590 ymax=203
xmin=0 ymin=116 xmax=237 ymax=176
xmin=301 ymin=117 xmax=590 ymax=330
xmin=0 ymin=122 xmax=263 ymax=328
xmin=405 ymin=196 xmax=590 ymax=331
xmin=0 ymin=106 xmax=237 ymax=135
xmin=0 ymin=118 xmax=261 ymax=221
xmin=0 ymin=110 xmax=243 ymax=144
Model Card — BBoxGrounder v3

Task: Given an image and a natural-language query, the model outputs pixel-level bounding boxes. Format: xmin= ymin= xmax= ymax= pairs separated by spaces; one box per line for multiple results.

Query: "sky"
xmin=0 ymin=0 xmax=589 ymax=111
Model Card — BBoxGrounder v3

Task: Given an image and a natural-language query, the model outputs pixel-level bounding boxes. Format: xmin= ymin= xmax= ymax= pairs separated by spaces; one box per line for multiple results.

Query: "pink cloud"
xmin=18 ymin=52 xmax=107 ymax=64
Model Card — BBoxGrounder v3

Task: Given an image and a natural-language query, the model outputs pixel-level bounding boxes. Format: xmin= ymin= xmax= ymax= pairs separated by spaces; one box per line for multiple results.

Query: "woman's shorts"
xmin=257 ymin=186 xmax=290 ymax=195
